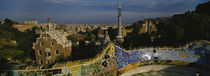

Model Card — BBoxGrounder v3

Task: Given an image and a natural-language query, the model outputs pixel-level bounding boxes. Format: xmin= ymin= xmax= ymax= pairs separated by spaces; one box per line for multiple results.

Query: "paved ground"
xmin=121 ymin=65 xmax=210 ymax=76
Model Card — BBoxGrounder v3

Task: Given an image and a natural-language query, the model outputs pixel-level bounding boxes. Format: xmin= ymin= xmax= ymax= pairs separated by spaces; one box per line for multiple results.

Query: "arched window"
xmin=38 ymin=50 xmax=42 ymax=56
xmin=56 ymin=50 xmax=60 ymax=55
xmin=43 ymin=35 xmax=50 ymax=40
xmin=45 ymin=48 xmax=51 ymax=59
xmin=40 ymin=42 xmax=43 ymax=47
xmin=51 ymin=42 xmax=54 ymax=46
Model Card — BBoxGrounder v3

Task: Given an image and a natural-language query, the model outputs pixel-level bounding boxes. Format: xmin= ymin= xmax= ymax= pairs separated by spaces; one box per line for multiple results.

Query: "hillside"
xmin=122 ymin=1 xmax=210 ymax=49
xmin=0 ymin=18 xmax=39 ymax=65
xmin=196 ymin=1 xmax=210 ymax=16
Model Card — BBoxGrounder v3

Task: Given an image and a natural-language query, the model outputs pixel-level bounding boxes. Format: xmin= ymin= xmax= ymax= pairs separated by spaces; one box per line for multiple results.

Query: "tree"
xmin=108 ymin=27 xmax=118 ymax=41
xmin=66 ymin=33 xmax=78 ymax=46
xmin=196 ymin=1 xmax=210 ymax=16
xmin=3 ymin=18 xmax=18 ymax=26
xmin=0 ymin=22 xmax=39 ymax=64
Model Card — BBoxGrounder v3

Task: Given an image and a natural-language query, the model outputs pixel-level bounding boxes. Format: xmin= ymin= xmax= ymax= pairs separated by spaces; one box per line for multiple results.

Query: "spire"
xmin=116 ymin=0 xmax=124 ymax=42
xmin=48 ymin=18 xmax=51 ymax=23
xmin=118 ymin=0 xmax=121 ymax=9
xmin=118 ymin=0 xmax=122 ymax=17
xmin=104 ymin=31 xmax=110 ymax=44
xmin=47 ymin=18 xmax=55 ymax=32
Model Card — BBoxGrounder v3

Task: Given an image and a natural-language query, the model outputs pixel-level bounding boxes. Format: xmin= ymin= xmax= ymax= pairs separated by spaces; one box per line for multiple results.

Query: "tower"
xmin=116 ymin=0 xmax=124 ymax=42
xmin=47 ymin=18 xmax=55 ymax=32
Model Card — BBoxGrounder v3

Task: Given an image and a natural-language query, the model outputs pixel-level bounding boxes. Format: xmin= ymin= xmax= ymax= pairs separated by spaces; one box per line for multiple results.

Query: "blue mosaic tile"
xmin=114 ymin=43 xmax=210 ymax=69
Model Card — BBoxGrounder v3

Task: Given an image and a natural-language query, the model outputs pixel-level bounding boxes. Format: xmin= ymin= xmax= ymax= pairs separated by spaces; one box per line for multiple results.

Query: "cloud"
xmin=1 ymin=0 xmax=208 ymax=24
xmin=44 ymin=0 xmax=115 ymax=5
xmin=44 ymin=0 xmax=77 ymax=3
xmin=45 ymin=0 xmax=196 ymax=6
xmin=124 ymin=0 xmax=198 ymax=7
xmin=44 ymin=0 xmax=204 ymax=10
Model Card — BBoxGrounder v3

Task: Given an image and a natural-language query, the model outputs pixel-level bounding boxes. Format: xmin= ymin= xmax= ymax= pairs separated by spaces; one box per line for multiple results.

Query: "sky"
xmin=0 ymin=0 xmax=209 ymax=24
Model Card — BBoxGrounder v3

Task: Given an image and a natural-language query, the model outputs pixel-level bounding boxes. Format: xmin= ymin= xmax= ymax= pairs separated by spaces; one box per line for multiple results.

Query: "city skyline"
xmin=0 ymin=0 xmax=209 ymax=24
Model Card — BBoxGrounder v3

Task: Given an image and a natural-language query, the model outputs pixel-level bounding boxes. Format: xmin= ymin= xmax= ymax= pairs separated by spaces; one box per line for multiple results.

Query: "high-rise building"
xmin=116 ymin=0 xmax=124 ymax=42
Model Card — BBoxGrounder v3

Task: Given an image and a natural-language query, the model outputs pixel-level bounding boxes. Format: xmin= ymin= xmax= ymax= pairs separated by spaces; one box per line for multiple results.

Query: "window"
xmin=38 ymin=50 xmax=42 ymax=56
xmin=40 ymin=42 xmax=43 ymax=47
xmin=45 ymin=48 xmax=51 ymax=59
xmin=43 ymin=35 xmax=50 ymax=40
xmin=45 ymin=52 xmax=51 ymax=57
xmin=56 ymin=50 xmax=59 ymax=55
xmin=51 ymin=42 xmax=54 ymax=46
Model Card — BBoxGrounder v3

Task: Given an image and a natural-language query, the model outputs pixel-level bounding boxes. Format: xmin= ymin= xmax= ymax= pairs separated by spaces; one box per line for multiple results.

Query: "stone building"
xmin=138 ymin=19 xmax=158 ymax=35
xmin=12 ymin=20 xmax=38 ymax=32
xmin=33 ymin=18 xmax=72 ymax=64
xmin=98 ymin=28 xmax=105 ymax=39
xmin=13 ymin=24 xmax=34 ymax=32
xmin=138 ymin=19 xmax=158 ymax=41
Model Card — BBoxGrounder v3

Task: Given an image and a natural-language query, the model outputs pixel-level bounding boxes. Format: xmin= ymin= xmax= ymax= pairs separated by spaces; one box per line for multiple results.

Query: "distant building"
xmin=98 ymin=28 xmax=105 ymax=39
xmin=0 ymin=21 xmax=4 ymax=24
xmin=24 ymin=20 xmax=38 ymax=25
xmin=33 ymin=18 xmax=72 ymax=64
xmin=138 ymin=19 xmax=158 ymax=41
xmin=12 ymin=20 xmax=38 ymax=32
xmin=138 ymin=19 xmax=157 ymax=35
xmin=77 ymin=34 xmax=87 ymax=41
xmin=13 ymin=24 xmax=34 ymax=32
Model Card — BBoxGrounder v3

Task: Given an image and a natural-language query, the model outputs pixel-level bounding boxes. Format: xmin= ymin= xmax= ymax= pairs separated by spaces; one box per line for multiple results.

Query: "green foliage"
xmin=122 ymin=1 xmax=210 ymax=49
xmin=108 ymin=27 xmax=118 ymax=41
xmin=161 ymin=11 xmax=210 ymax=45
xmin=70 ymin=41 xmax=100 ymax=61
xmin=3 ymin=18 xmax=18 ymax=26
xmin=0 ymin=49 xmax=24 ymax=62
xmin=0 ymin=40 xmax=24 ymax=63
xmin=196 ymin=1 xmax=210 ymax=16
xmin=67 ymin=33 xmax=78 ymax=45
xmin=175 ymin=26 xmax=184 ymax=40
xmin=0 ymin=30 xmax=15 ymax=42
xmin=0 ymin=18 xmax=39 ymax=64
xmin=122 ymin=32 xmax=151 ymax=49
